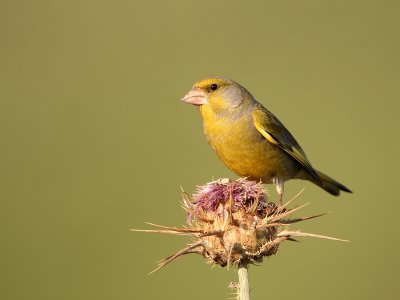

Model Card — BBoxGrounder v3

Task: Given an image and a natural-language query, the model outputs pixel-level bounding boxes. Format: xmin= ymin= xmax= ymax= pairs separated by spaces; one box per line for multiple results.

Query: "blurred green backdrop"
xmin=1 ymin=0 xmax=399 ymax=299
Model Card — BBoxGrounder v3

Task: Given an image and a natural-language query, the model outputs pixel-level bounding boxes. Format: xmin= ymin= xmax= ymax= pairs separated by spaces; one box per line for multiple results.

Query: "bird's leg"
xmin=278 ymin=192 xmax=283 ymax=205
xmin=274 ymin=178 xmax=284 ymax=205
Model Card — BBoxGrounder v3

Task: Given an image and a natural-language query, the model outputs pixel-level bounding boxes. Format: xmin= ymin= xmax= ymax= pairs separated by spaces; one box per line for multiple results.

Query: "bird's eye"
xmin=210 ymin=83 xmax=218 ymax=91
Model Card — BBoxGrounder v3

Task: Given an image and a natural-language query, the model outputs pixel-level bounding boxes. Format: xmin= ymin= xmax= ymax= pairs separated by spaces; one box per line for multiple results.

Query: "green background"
xmin=1 ymin=1 xmax=399 ymax=299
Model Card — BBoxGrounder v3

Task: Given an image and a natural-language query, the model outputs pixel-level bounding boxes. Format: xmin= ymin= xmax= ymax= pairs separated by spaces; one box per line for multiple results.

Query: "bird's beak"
xmin=181 ymin=88 xmax=208 ymax=106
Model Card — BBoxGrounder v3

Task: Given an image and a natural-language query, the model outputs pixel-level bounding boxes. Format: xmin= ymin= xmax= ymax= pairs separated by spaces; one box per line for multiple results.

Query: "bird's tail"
xmin=314 ymin=170 xmax=352 ymax=196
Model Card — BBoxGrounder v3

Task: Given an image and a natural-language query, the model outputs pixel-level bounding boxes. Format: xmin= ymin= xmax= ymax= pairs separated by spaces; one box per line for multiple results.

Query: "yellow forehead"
xmin=194 ymin=78 xmax=230 ymax=90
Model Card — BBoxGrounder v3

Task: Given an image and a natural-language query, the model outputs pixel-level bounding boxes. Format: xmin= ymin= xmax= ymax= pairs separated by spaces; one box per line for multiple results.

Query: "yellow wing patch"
xmin=253 ymin=119 xmax=279 ymax=145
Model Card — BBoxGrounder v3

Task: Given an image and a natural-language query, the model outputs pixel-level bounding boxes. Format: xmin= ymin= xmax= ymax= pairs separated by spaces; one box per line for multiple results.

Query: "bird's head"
xmin=181 ymin=78 xmax=252 ymax=115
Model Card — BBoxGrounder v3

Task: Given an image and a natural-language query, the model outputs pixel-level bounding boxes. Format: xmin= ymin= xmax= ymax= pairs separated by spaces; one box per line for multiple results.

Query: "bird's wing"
xmin=252 ymin=107 xmax=321 ymax=183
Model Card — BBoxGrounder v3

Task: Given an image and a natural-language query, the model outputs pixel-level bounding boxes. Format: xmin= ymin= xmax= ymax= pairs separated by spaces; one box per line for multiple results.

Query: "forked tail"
xmin=315 ymin=170 xmax=352 ymax=196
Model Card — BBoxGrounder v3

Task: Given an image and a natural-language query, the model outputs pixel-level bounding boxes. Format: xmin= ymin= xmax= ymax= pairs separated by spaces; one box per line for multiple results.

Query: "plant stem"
xmin=238 ymin=261 xmax=250 ymax=300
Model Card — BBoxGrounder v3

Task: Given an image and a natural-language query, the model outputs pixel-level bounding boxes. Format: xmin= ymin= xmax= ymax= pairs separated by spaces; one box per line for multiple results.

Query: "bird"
xmin=181 ymin=77 xmax=351 ymax=202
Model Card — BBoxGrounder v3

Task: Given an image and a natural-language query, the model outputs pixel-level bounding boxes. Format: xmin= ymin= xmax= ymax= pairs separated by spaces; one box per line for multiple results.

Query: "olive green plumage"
xmin=182 ymin=77 xmax=352 ymax=200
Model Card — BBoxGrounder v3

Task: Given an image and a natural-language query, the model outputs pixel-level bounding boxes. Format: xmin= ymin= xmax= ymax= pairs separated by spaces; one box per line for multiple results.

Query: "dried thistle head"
xmin=132 ymin=178 xmax=347 ymax=273
xmin=184 ymin=178 xmax=280 ymax=266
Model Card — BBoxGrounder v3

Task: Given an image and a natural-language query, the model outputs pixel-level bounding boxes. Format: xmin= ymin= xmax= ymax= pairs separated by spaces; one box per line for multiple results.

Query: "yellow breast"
xmin=200 ymin=105 xmax=297 ymax=182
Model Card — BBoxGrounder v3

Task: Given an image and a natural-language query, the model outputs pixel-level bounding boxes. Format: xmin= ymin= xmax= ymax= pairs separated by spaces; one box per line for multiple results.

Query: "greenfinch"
xmin=182 ymin=77 xmax=351 ymax=201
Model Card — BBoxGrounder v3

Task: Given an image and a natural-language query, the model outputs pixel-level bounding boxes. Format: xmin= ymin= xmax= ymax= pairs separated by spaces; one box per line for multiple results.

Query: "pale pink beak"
xmin=181 ymin=88 xmax=208 ymax=106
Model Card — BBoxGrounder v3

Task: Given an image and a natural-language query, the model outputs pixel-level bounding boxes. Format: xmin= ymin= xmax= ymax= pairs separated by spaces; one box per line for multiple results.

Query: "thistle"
xmin=132 ymin=178 xmax=348 ymax=300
